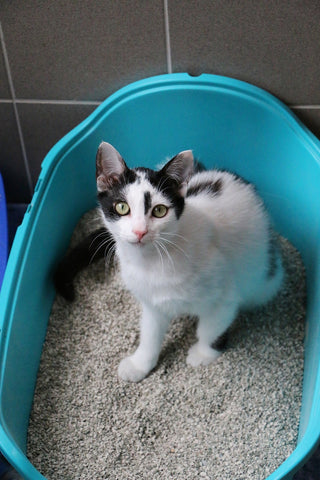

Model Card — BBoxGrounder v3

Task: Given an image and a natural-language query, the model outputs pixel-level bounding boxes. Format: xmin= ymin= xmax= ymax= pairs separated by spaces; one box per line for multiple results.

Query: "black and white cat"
xmin=55 ymin=142 xmax=283 ymax=382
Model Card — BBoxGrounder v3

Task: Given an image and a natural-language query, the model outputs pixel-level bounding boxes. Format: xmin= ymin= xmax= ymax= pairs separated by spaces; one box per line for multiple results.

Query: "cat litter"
xmin=27 ymin=209 xmax=306 ymax=479
xmin=0 ymin=74 xmax=319 ymax=479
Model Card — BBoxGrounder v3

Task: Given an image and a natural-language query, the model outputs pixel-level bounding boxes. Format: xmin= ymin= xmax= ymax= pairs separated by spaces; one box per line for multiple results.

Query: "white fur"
xmin=100 ymin=165 xmax=283 ymax=382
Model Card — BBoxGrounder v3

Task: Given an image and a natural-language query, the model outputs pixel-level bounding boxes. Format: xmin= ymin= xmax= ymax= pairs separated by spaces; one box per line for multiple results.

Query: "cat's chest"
xmin=117 ymin=245 xmax=223 ymax=316
xmin=119 ymin=253 xmax=194 ymax=311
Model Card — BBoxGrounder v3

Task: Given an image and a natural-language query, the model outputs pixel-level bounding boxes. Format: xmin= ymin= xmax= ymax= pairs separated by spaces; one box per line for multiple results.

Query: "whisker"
xmin=104 ymin=242 xmax=116 ymax=270
xmin=156 ymin=239 xmax=176 ymax=274
xmin=154 ymin=241 xmax=165 ymax=274
xmin=89 ymin=237 xmax=115 ymax=265
xmin=159 ymin=235 xmax=190 ymax=259
xmin=157 ymin=175 xmax=175 ymax=193
xmin=160 ymin=231 xmax=189 ymax=243
xmin=89 ymin=230 xmax=109 ymax=250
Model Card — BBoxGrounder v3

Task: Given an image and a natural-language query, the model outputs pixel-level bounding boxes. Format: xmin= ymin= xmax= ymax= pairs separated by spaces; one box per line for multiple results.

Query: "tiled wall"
xmin=1 ymin=1 xmax=320 ymax=203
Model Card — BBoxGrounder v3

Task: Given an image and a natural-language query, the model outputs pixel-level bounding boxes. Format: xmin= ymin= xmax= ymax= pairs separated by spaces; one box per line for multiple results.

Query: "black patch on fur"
xmin=54 ymin=227 xmax=115 ymax=301
xmin=98 ymin=164 xmax=186 ymax=220
xmin=137 ymin=167 xmax=185 ymax=219
xmin=187 ymin=178 xmax=223 ymax=198
xmin=98 ymin=168 xmax=137 ymax=221
xmin=144 ymin=191 xmax=152 ymax=214
xmin=98 ymin=191 xmax=123 ymax=221
xmin=155 ymin=172 xmax=185 ymax=218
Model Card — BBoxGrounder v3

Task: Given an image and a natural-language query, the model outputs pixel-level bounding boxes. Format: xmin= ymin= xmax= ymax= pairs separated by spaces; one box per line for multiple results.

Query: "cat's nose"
xmin=133 ymin=228 xmax=148 ymax=241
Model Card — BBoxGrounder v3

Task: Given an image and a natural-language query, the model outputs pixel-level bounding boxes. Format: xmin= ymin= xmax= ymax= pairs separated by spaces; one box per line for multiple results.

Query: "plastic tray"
xmin=0 ymin=173 xmax=8 ymax=291
xmin=0 ymin=73 xmax=319 ymax=479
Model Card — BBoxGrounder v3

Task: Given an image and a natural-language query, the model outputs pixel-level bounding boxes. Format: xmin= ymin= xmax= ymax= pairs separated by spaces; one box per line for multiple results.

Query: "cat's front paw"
xmin=118 ymin=356 xmax=149 ymax=383
xmin=186 ymin=343 xmax=221 ymax=367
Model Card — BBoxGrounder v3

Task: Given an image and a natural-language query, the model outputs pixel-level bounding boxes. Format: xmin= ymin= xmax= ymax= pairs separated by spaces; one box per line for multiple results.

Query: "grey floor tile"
xmin=0 ymin=1 xmax=167 ymax=101
xmin=17 ymin=102 xmax=98 ymax=185
xmin=0 ymin=103 xmax=31 ymax=203
xmin=169 ymin=0 xmax=320 ymax=105
xmin=0 ymin=44 xmax=10 ymax=98
xmin=291 ymin=108 xmax=320 ymax=141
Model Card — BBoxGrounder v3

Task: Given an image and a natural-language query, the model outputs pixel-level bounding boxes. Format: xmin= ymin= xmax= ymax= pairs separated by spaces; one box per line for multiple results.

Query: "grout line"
xmin=0 ymin=98 xmax=320 ymax=110
xmin=290 ymin=105 xmax=320 ymax=110
xmin=2 ymin=102 xmax=318 ymax=110
xmin=163 ymin=0 xmax=172 ymax=74
xmin=0 ymin=21 xmax=34 ymax=199
xmin=15 ymin=99 xmax=101 ymax=106
xmin=0 ymin=98 xmax=101 ymax=105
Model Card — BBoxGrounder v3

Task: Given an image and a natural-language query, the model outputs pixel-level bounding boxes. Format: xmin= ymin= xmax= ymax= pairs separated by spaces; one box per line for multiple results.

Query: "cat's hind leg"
xmin=187 ymin=299 xmax=238 ymax=367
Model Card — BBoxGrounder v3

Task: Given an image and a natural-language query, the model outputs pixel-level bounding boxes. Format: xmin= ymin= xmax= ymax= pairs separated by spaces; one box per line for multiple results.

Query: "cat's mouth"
xmin=128 ymin=230 xmax=154 ymax=247
xmin=127 ymin=237 xmax=149 ymax=247
xmin=133 ymin=240 xmax=146 ymax=247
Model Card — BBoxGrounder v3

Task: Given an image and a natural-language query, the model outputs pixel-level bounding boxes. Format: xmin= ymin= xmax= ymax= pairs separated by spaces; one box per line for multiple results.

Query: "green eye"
xmin=115 ymin=202 xmax=130 ymax=216
xmin=152 ymin=204 xmax=168 ymax=218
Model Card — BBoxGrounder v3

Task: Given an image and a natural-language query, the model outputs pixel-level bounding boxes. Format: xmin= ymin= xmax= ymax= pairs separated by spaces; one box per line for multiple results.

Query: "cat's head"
xmin=96 ymin=142 xmax=194 ymax=248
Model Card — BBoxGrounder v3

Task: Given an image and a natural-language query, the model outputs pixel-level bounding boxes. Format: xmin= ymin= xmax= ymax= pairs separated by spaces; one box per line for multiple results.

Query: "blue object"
xmin=0 ymin=174 xmax=8 ymax=291
xmin=0 ymin=73 xmax=319 ymax=479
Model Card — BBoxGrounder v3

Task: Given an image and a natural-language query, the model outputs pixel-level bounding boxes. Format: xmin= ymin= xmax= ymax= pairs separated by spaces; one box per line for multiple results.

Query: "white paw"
xmin=186 ymin=343 xmax=221 ymax=367
xmin=118 ymin=356 xmax=149 ymax=383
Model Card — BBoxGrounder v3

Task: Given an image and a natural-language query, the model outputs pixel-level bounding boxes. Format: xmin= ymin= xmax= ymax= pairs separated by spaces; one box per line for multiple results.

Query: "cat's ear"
xmin=161 ymin=150 xmax=194 ymax=195
xmin=96 ymin=142 xmax=127 ymax=191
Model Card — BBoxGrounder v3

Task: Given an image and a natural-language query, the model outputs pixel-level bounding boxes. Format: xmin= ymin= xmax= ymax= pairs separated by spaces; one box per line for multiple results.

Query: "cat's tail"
xmin=54 ymin=227 xmax=115 ymax=302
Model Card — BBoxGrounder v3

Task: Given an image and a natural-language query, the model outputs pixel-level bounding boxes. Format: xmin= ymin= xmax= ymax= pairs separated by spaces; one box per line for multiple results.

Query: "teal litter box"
xmin=0 ymin=73 xmax=319 ymax=479
xmin=0 ymin=173 xmax=8 ymax=291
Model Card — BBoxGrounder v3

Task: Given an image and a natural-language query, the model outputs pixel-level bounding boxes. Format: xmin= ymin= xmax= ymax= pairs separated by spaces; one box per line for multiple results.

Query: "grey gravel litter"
xmin=27 ymin=210 xmax=306 ymax=480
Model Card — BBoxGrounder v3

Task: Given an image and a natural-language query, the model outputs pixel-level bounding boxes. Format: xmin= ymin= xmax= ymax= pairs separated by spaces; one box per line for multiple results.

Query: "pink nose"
xmin=133 ymin=229 xmax=148 ymax=241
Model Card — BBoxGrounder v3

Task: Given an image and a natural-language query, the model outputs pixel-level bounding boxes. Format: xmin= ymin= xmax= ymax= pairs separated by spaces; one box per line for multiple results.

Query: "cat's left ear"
xmin=96 ymin=142 xmax=127 ymax=191
xmin=161 ymin=150 xmax=194 ymax=196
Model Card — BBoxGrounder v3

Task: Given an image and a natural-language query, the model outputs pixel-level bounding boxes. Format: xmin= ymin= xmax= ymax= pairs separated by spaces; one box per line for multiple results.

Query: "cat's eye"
xmin=152 ymin=204 xmax=168 ymax=218
xmin=115 ymin=202 xmax=130 ymax=216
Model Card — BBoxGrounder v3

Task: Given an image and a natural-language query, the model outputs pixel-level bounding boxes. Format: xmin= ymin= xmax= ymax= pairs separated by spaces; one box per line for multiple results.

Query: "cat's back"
xmin=183 ymin=168 xmax=283 ymax=307
xmin=185 ymin=169 xmax=265 ymax=225
xmin=186 ymin=169 xmax=255 ymax=205
xmin=184 ymin=168 xmax=270 ymax=259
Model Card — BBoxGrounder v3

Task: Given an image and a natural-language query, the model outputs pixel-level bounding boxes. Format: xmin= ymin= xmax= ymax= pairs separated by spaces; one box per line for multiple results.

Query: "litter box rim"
xmin=0 ymin=72 xmax=319 ymax=480
xmin=0 ymin=173 xmax=8 ymax=291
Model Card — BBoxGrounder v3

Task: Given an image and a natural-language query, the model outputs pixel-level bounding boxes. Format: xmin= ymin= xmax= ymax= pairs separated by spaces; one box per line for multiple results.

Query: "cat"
xmin=55 ymin=142 xmax=283 ymax=382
